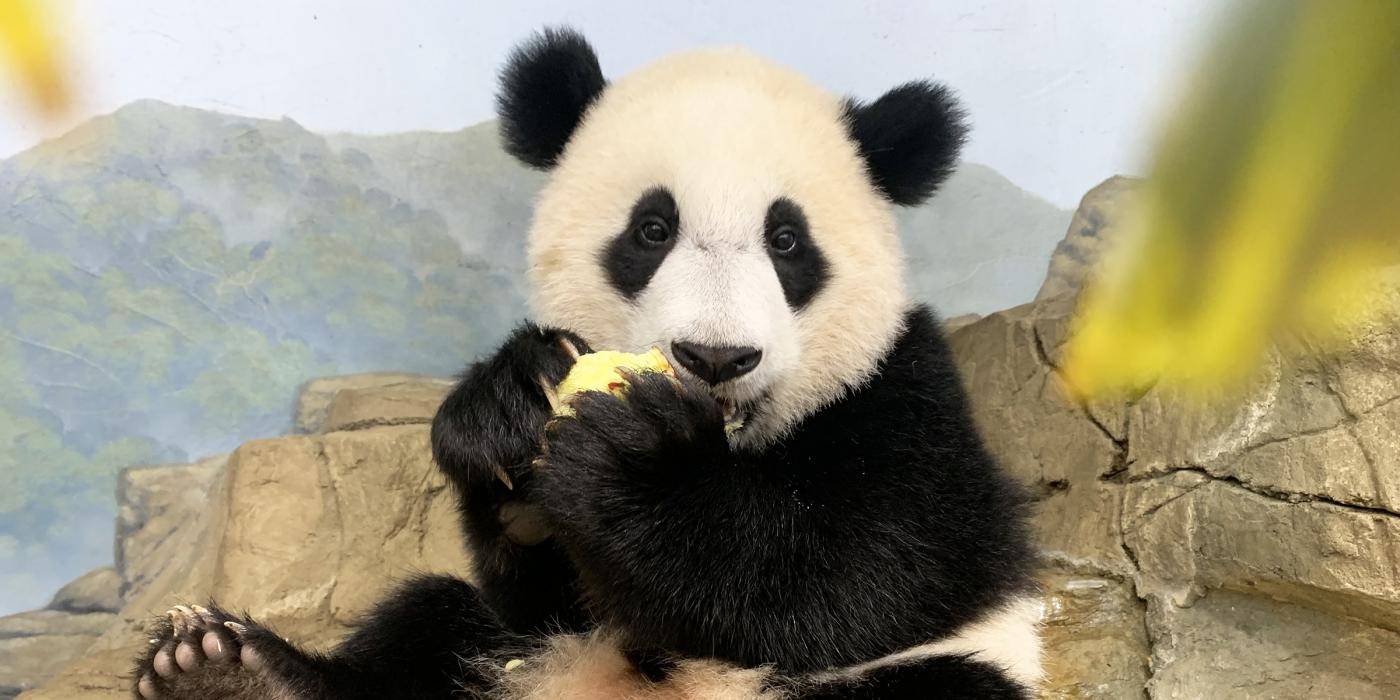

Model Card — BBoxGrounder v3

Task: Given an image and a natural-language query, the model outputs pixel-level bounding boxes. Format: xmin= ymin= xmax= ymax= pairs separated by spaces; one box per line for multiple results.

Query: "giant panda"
xmin=134 ymin=27 xmax=1041 ymax=700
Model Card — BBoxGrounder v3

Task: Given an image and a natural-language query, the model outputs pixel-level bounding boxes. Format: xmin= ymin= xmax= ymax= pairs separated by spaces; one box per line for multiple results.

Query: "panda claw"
xmin=493 ymin=463 xmax=515 ymax=490
xmin=537 ymin=374 xmax=561 ymax=412
xmin=191 ymin=604 xmax=218 ymax=625
xmin=168 ymin=607 xmax=191 ymax=636
xmin=557 ymin=336 xmax=581 ymax=360
xmin=224 ymin=620 xmax=248 ymax=637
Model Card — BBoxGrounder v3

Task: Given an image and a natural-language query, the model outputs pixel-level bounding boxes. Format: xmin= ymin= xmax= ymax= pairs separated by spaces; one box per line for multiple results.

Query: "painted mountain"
xmin=0 ymin=100 xmax=1068 ymax=615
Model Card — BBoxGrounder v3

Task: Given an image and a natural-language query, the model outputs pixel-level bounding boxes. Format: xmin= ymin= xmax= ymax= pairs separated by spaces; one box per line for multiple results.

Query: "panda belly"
xmin=490 ymin=595 xmax=1044 ymax=699
xmin=491 ymin=632 xmax=778 ymax=700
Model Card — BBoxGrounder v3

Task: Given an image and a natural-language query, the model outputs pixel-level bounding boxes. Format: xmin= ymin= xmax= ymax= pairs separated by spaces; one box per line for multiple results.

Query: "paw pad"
xmin=134 ymin=604 xmax=263 ymax=699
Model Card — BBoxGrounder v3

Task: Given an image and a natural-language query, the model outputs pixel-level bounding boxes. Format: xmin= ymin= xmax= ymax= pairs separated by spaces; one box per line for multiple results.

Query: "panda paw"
xmin=133 ymin=605 xmax=308 ymax=700
xmin=434 ymin=324 xmax=593 ymax=491
xmin=541 ymin=370 xmax=727 ymax=478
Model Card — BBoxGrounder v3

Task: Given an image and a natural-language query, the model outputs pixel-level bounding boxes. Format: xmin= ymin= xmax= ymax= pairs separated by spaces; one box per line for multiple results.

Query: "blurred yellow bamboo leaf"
xmin=1063 ymin=0 xmax=1400 ymax=400
xmin=0 ymin=0 xmax=70 ymax=116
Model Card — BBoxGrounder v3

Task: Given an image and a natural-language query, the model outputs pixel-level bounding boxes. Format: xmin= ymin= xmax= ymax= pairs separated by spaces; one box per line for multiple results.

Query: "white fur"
xmin=834 ymin=595 xmax=1046 ymax=687
xmin=491 ymin=598 xmax=1044 ymax=699
xmin=526 ymin=48 xmax=909 ymax=450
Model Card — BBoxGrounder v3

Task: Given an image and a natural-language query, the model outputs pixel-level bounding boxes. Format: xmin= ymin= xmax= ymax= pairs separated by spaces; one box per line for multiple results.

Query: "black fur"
xmin=429 ymin=323 xmax=593 ymax=635
xmin=603 ymin=187 xmax=681 ymax=299
xmin=533 ymin=307 xmax=1035 ymax=672
xmin=792 ymin=655 xmax=1031 ymax=699
xmin=844 ymin=81 xmax=970 ymax=206
xmin=765 ymin=197 xmax=829 ymax=309
xmin=497 ymin=27 xmax=606 ymax=169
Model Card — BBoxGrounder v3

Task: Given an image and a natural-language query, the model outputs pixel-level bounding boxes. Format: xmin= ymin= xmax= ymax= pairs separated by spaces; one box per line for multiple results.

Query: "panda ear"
xmin=497 ymin=27 xmax=607 ymax=169
xmin=843 ymin=81 xmax=969 ymax=206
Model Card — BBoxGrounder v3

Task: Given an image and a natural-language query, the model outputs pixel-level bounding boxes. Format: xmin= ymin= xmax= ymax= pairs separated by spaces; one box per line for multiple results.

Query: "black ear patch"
xmin=843 ymin=81 xmax=969 ymax=206
xmin=497 ymin=27 xmax=607 ymax=169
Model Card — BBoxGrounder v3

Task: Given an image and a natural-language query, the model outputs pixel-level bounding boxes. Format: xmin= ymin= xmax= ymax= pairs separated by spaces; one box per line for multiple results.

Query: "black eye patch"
xmin=765 ymin=198 xmax=829 ymax=309
xmin=602 ymin=187 xmax=680 ymax=300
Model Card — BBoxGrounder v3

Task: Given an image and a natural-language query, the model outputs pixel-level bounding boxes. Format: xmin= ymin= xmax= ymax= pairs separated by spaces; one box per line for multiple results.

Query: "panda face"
xmin=598 ymin=187 xmax=820 ymax=434
xmin=503 ymin=32 xmax=967 ymax=448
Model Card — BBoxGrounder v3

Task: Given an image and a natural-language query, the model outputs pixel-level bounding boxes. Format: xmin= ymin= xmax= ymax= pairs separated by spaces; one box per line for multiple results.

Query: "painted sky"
xmin=0 ymin=0 xmax=1224 ymax=207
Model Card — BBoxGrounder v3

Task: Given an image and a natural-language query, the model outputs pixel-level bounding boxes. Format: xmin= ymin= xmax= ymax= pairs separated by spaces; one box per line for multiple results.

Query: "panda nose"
xmin=670 ymin=342 xmax=763 ymax=385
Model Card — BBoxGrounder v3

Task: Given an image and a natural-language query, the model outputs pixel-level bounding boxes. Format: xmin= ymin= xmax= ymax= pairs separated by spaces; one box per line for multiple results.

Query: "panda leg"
xmin=134 ymin=575 xmax=528 ymax=700
xmin=791 ymin=654 xmax=1032 ymax=700
xmin=319 ymin=574 xmax=534 ymax=697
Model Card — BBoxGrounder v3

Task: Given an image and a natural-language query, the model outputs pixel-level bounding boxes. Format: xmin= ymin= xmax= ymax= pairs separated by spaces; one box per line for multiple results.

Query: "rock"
xmin=320 ymin=378 xmax=454 ymax=433
xmin=206 ymin=426 xmax=470 ymax=643
xmin=116 ymin=456 xmax=226 ymax=596
xmin=941 ymin=313 xmax=982 ymax=332
xmin=1124 ymin=473 xmax=1400 ymax=629
xmin=1037 ymin=568 xmax=1150 ymax=699
xmin=24 ymin=425 xmax=470 ymax=700
xmin=1035 ymin=176 xmax=1141 ymax=302
xmin=0 ymin=610 xmax=113 ymax=699
xmin=10 ymin=647 xmax=134 ymax=700
xmin=295 ymin=373 xmax=451 ymax=434
xmin=948 ymin=297 xmax=1133 ymax=577
xmin=1146 ymin=589 xmax=1400 ymax=699
xmin=0 ymin=610 xmax=115 ymax=639
xmin=1125 ymin=278 xmax=1400 ymax=514
xmin=46 ymin=567 xmax=121 ymax=614
xmin=948 ymin=270 xmax=1400 ymax=699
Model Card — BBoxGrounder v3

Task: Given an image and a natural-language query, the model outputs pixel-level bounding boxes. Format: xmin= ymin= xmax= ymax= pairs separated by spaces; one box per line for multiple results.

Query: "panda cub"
xmin=134 ymin=27 xmax=1040 ymax=700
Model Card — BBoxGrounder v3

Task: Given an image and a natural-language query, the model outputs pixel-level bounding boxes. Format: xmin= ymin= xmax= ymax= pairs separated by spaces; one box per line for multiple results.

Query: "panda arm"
xmin=534 ymin=309 xmax=1036 ymax=674
xmin=429 ymin=322 xmax=594 ymax=635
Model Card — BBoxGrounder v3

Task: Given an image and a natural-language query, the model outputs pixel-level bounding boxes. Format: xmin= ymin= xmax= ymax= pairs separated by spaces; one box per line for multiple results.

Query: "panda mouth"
xmin=718 ymin=397 xmax=743 ymax=423
xmin=716 ymin=395 xmax=756 ymax=435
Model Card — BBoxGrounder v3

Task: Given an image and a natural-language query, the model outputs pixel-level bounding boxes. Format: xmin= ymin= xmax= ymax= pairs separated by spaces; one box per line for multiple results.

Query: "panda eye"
xmin=769 ymin=226 xmax=799 ymax=253
xmin=636 ymin=217 xmax=671 ymax=246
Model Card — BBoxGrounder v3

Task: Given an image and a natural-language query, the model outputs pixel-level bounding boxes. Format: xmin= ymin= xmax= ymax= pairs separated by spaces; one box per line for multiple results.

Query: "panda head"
xmin=500 ymin=27 xmax=967 ymax=449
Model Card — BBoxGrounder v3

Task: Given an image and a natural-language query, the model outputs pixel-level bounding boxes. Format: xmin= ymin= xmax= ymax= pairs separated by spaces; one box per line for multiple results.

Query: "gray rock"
xmin=1038 ymin=567 xmax=1150 ymax=699
xmin=940 ymin=313 xmax=982 ymax=333
xmin=1146 ymin=589 xmax=1400 ymax=699
xmin=1035 ymin=176 xmax=1141 ymax=302
xmin=320 ymin=378 xmax=453 ymax=433
xmin=1124 ymin=473 xmax=1400 ymax=629
xmin=949 ymin=236 xmax=1400 ymax=697
xmin=294 ymin=373 xmax=450 ymax=434
xmin=0 ymin=610 xmax=114 ymax=640
xmin=116 ymin=456 xmax=226 ymax=595
xmin=23 ymin=425 xmax=471 ymax=700
xmin=46 ymin=567 xmax=121 ymax=614
xmin=0 ymin=610 xmax=113 ymax=698
xmin=948 ymin=297 xmax=1134 ymax=577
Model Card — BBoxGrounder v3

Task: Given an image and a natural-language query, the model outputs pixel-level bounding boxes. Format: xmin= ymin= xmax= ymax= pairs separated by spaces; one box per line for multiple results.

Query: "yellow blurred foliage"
xmin=1063 ymin=0 xmax=1400 ymax=400
xmin=0 ymin=0 xmax=69 ymax=116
